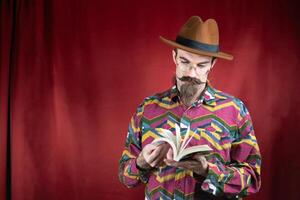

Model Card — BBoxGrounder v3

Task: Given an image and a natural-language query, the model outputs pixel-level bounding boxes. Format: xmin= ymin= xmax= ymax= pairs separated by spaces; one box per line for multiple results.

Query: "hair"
xmin=173 ymin=48 xmax=216 ymax=64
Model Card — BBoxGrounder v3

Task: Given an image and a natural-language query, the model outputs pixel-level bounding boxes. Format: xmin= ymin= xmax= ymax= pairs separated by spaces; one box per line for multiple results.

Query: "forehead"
xmin=176 ymin=49 xmax=212 ymax=62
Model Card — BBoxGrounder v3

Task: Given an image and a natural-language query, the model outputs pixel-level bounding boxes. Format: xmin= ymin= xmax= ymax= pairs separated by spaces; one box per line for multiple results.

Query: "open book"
xmin=152 ymin=124 xmax=212 ymax=161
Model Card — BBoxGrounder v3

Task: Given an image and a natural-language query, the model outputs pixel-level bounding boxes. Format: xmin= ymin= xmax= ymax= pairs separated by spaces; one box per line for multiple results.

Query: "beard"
xmin=173 ymin=76 xmax=206 ymax=106
xmin=180 ymin=82 xmax=199 ymax=99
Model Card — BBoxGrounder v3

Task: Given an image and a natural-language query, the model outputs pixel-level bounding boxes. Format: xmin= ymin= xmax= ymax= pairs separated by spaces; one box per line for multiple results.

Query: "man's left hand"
xmin=164 ymin=153 xmax=209 ymax=177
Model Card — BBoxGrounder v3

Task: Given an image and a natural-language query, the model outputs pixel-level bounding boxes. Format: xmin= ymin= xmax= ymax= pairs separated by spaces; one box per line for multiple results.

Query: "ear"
xmin=210 ymin=58 xmax=217 ymax=70
xmin=172 ymin=49 xmax=177 ymax=65
xmin=206 ymin=58 xmax=217 ymax=75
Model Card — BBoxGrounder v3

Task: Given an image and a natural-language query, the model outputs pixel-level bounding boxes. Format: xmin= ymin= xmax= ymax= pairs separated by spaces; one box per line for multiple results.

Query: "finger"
xmin=143 ymin=145 xmax=159 ymax=159
xmin=193 ymin=152 xmax=210 ymax=158
xmin=182 ymin=160 xmax=209 ymax=172
xmin=166 ymin=147 xmax=173 ymax=160
xmin=145 ymin=143 xmax=162 ymax=152
xmin=187 ymin=162 xmax=204 ymax=169
xmin=174 ymin=160 xmax=203 ymax=169
xmin=164 ymin=159 xmax=177 ymax=166
xmin=147 ymin=144 xmax=169 ymax=165
xmin=192 ymin=154 xmax=207 ymax=162
xmin=152 ymin=141 xmax=167 ymax=147
xmin=149 ymin=145 xmax=170 ymax=167
xmin=151 ymin=155 xmax=167 ymax=167
xmin=147 ymin=147 xmax=163 ymax=164
xmin=175 ymin=161 xmax=193 ymax=168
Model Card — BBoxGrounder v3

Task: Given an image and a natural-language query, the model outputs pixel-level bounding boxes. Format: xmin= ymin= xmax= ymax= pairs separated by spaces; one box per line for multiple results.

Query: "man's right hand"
xmin=136 ymin=143 xmax=170 ymax=170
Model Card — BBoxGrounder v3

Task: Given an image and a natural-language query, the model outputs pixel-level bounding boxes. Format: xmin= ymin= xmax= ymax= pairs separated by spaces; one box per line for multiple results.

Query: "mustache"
xmin=178 ymin=76 xmax=205 ymax=85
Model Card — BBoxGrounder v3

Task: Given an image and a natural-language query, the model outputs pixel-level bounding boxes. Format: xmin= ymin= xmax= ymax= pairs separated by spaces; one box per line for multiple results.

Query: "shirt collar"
xmin=169 ymin=81 xmax=217 ymax=107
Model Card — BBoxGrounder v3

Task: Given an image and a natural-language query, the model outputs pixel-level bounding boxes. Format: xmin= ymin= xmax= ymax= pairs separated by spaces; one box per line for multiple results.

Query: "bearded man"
xmin=119 ymin=16 xmax=261 ymax=200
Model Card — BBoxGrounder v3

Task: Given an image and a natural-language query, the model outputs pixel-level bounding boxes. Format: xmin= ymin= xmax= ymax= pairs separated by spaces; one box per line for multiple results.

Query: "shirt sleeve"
xmin=118 ymin=103 xmax=150 ymax=188
xmin=197 ymin=100 xmax=262 ymax=198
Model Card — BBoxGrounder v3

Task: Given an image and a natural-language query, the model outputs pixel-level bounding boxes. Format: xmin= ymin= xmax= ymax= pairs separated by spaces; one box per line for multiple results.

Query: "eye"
xmin=197 ymin=64 xmax=205 ymax=68
xmin=180 ymin=60 xmax=189 ymax=64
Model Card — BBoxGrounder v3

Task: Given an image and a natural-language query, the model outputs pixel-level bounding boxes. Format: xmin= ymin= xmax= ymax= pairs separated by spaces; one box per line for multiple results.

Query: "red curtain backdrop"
xmin=1 ymin=0 xmax=300 ymax=199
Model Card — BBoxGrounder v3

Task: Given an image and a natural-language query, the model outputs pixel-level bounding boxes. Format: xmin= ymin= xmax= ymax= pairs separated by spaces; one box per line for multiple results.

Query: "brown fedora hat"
xmin=160 ymin=16 xmax=233 ymax=60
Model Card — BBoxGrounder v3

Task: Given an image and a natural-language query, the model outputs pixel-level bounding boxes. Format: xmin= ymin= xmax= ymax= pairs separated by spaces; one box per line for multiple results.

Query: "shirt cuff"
xmin=200 ymin=162 xmax=220 ymax=194
xmin=192 ymin=169 xmax=208 ymax=183
xmin=132 ymin=159 xmax=150 ymax=183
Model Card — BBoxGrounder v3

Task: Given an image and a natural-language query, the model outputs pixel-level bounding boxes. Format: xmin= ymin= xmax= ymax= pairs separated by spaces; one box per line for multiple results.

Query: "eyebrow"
xmin=179 ymin=56 xmax=190 ymax=62
xmin=197 ymin=61 xmax=210 ymax=65
xmin=179 ymin=56 xmax=210 ymax=65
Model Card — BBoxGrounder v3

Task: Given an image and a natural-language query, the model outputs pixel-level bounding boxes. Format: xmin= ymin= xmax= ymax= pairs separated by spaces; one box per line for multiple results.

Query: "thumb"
xmin=193 ymin=153 xmax=206 ymax=162
xmin=166 ymin=147 xmax=173 ymax=160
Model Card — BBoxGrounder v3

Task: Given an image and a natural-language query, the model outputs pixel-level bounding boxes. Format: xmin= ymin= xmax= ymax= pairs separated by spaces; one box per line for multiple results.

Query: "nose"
xmin=184 ymin=65 xmax=197 ymax=77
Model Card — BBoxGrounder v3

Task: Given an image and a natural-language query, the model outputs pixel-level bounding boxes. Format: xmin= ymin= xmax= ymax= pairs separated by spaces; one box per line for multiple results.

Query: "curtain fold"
xmin=1 ymin=0 xmax=15 ymax=199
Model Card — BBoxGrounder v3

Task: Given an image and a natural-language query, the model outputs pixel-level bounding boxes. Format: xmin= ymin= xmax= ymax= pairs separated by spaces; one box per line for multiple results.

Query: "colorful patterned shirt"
xmin=119 ymin=83 xmax=261 ymax=200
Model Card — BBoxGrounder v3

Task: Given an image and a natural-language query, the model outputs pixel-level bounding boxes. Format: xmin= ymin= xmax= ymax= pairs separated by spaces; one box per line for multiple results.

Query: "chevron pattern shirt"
xmin=119 ymin=83 xmax=261 ymax=200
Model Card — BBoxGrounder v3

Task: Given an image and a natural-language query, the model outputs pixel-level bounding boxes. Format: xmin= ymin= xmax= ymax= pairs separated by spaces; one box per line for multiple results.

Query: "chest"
xmin=140 ymin=103 xmax=239 ymax=161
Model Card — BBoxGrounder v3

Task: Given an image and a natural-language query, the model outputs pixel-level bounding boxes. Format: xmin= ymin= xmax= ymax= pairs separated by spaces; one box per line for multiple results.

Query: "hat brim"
xmin=159 ymin=36 xmax=233 ymax=60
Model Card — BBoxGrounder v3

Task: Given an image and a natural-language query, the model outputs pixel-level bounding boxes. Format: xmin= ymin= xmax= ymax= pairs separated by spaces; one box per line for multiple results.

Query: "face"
xmin=172 ymin=48 xmax=216 ymax=103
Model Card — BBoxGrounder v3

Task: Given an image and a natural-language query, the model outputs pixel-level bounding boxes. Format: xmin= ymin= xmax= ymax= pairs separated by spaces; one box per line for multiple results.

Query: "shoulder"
xmin=212 ymin=87 xmax=249 ymax=114
xmin=142 ymin=87 xmax=173 ymax=104
xmin=135 ymin=87 xmax=173 ymax=113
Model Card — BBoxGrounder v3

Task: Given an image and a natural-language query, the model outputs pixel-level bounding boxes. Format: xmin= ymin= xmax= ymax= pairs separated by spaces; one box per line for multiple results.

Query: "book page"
xmin=156 ymin=128 xmax=177 ymax=145
xmin=178 ymin=126 xmax=192 ymax=155
xmin=175 ymin=145 xmax=212 ymax=161
xmin=152 ymin=137 xmax=178 ymax=159
xmin=175 ymin=124 xmax=181 ymax=151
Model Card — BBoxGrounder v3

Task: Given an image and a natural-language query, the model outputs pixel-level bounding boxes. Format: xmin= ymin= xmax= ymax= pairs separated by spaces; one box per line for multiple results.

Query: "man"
xmin=119 ymin=16 xmax=261 ymax=200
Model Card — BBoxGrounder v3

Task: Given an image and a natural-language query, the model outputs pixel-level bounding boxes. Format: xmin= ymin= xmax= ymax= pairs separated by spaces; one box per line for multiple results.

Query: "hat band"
xmin=176 ymin=36 xmax=219 ymax=53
